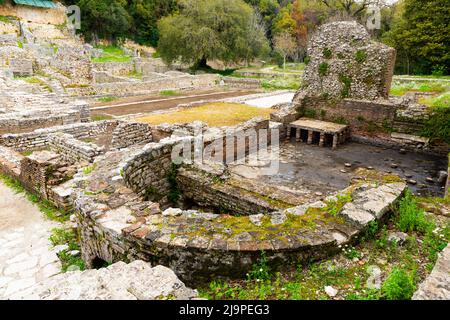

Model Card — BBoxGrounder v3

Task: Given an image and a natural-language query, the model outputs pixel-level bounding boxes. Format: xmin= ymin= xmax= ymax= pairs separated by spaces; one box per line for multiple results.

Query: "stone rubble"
xmin=21 ymin=261 xmax=198 ymax=300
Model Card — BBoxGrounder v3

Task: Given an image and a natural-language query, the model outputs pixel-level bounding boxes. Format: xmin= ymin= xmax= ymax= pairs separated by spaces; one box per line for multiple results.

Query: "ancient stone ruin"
xmin=300 ymin=21 xmax=396 ymax=101
xmin=0 ymin=13 xmax=448 ymax=300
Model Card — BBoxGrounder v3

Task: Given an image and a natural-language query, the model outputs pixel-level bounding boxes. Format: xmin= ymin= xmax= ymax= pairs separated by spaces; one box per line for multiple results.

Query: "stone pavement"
xmin=0 ymin=181 xmax=62 ymax=300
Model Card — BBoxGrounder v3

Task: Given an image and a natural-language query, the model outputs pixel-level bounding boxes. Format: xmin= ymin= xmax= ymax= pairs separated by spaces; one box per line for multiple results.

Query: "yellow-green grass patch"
xmin=136 ymin=103 xmax=274 ymax=127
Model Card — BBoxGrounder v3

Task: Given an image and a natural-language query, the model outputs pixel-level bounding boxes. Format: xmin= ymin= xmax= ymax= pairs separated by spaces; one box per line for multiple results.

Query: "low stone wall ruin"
xmin=111 ymin=122 xmax=153 ymax=150
xmin=0 ymin=121 xmax=118 ymax=152
xmin=0 ymin=106 xmax=91 ymax=135
xmin=220 ymin=77 xmax=262 ymax=89
xmin=66 ymin=74 xmax=219 ymax=97
xmin=48 ymin=133 xmax=103 ymax=163
xmin=177 ymin=167 xmax=280 ymax=215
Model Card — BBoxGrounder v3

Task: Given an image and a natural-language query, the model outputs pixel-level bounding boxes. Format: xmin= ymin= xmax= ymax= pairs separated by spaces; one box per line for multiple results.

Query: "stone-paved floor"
xmin=0 ymin=181 xmax=62 ymax=300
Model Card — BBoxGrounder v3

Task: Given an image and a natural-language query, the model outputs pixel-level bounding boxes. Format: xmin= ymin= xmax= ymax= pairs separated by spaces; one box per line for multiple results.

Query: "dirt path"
xmin=91 ymin=90 xmax=257 ymax=117
xmin=0 ymin=182 xmax=61 ymax=300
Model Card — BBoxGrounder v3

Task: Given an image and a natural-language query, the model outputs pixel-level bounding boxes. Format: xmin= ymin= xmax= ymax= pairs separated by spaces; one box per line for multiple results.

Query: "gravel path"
xmin=0 ymin=182 xmax=61 ymax=300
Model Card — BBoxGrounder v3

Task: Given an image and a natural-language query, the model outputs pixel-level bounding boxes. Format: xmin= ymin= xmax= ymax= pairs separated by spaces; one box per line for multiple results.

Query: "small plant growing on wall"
xmin=318 ymin=62 xmax=329 ymax=77
xmin=355 ymin=50 xmax=367 ymax=63
xmin=339 ymin=74 xmax=352 ymax=98
xmin=323 ymin=48 xmax=332 ymax=59
xmin=167 ymin=164 xmax=181 ymax=203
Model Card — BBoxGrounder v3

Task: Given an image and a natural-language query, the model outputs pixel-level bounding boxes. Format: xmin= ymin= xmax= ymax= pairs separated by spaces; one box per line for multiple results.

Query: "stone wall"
xmin=220 ymin=77 xmax=262 ymax=89
xmin=19 ymin=150 xmax=62 ymax=199
xmin=92 ymin=71 xmax=132 ymax=84
xmin=0 ymin=101 xmax=91 ymax=135
xmin=66 ymin=74 xmax=220 ymax=97
xmin=135 ymin=58 xmax=169 ymax=75
xmin=10 ymin=58 xmax=33 ymax=76
xmin=121 ymin=139 xmax=178 ymax=202
xmin=0 ymin=1 xmax=67 ymax=25
xmin=50 ymin=45 xmax=92 ymax=86
xmin=111 ymin=122 xmax=153 ymax=150
xmin=0 ymin=145 xmax=23 ymax=179
xmin=92 ymin=62 xmax=135 ymax=77
xmin=177 ymin=168 xmax=280 ymax=215
xmin=74 ymin=147 xmax=407 ymax=285
xmin=48 ymin=132 xmax=103 ymax=163
xmin=0 ymin=121 xmax=118 ymax=151
xmin=303 ymin=98 xmax=398 ymax=130
xmin=299 ymin=21 xmax=396 ymax=101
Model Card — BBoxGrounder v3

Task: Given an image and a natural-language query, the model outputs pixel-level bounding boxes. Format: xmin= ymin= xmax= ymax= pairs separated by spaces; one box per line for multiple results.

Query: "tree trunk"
xmin=195 ymin=56 xmax=208 ymax=70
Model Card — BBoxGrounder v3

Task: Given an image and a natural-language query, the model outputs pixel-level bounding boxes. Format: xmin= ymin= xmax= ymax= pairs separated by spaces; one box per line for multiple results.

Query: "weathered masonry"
xmin=286 ymin=118 xmax=350 ymax=149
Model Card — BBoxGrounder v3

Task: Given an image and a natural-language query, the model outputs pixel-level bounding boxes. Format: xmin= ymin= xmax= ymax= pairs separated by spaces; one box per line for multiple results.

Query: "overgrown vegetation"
xmin=420 ymin=92 xmax=450 ymax=144
xmin=167 ymin=164 xmax=181 ymax=203
xmin=49 ymin=228 xmax=86 ymax=273
xmin=382 ymin=268 xmax=416 ymax=300
xmin=199 ymin=190 xmax=449 ymax=300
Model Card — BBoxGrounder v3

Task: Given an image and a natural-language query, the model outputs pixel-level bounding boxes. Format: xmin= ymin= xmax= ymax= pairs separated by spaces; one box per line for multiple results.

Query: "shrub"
xmin=382 ymin=268 xmax=416 ymax=300
xmin=396 ymin=190 xmax=431 ymax=233
xmin=248 ymin=251 xmax=271 ymax=281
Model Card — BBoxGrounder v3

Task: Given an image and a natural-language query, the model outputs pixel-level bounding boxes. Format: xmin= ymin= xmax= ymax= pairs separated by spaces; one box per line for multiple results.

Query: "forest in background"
xmin=59 ymin=0 xmax=449 ymax=75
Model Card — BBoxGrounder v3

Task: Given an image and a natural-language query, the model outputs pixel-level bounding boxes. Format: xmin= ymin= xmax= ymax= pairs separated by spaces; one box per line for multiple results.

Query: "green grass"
xmin=0 ymin=15 xmax=13 ymax=23
xmin=419 ymin=92 xmax=450 ymax=109
xmin=97 ymin=96 xmax=118 ymax=103
xmin=91 ymin=114 xmax=114 ymax=121
xmin=128 ymin=69 xmax=143 ymax=79
xmin=13 ymin=76 xmax=53 ymax=92
xmin=396 ymin=190 xmax=431 ymax=233
xmin=261 ymin=77 xmax=300 ymax=91
xmin=394 ymin=75 xmax=450 ymax=80
xmin=0 ymin=174 xmax=70 ymax=222
xmin=49 ymin=228 xmax=86 ymax=273
xmin=390 ymin=81 xmax=449 ymax=96
xmin=160 ymin=89 xmax=179 ymax=96
xmin=92 ymin=45 xmax=132 ymax=63
xmin=82 ymin=165 xmax=95 ymax=175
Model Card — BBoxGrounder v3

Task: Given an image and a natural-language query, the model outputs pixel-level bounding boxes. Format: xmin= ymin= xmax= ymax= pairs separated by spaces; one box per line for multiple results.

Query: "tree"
xmin=127 ymin=0 xmax=178 ymax=47
xmin=157 ymin=0 xmax=270 ymax=68
xmin=77 ymin=0 xmax=132 ymax=42
xmin=382 ymin=0 xmax=450 ymax=75
xmin=273 ymin=32 xmax=298 ymax=70
xmin=321 ymin=0 xmax=385 ymax=19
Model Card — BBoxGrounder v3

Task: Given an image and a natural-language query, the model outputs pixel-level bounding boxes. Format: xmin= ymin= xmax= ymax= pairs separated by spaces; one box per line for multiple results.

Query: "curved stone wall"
xmin=75 ymin=139 xmax=406 ymax=285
